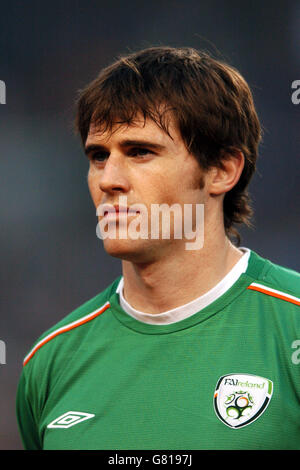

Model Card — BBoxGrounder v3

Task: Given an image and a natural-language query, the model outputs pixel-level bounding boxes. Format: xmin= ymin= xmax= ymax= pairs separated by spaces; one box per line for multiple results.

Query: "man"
xmin=16 ymin=46 xmax=300 ymax=450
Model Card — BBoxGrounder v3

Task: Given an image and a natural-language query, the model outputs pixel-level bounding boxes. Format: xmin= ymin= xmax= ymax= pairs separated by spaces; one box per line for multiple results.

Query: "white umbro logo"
xmin=47 ymin=411 xmax=95 ymax=429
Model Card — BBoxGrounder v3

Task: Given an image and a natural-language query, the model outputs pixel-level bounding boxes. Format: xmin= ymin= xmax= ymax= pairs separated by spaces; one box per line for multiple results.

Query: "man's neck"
xmin=121 ymin=230 xmax=243 ymax=314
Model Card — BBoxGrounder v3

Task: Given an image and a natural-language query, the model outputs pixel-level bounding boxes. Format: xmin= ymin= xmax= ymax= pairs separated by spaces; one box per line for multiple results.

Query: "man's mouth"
xmin=103 ymin=206 xmax=140 ymax=217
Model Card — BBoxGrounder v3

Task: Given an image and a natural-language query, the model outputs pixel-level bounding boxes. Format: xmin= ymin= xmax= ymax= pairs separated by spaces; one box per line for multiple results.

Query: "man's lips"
xmin=103 ymin=206 xmax=140 ymax=216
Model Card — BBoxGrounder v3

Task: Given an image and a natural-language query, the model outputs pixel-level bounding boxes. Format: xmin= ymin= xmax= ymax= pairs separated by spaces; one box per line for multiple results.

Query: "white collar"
xmin=116 ymin=248 xmax=250 ymax=325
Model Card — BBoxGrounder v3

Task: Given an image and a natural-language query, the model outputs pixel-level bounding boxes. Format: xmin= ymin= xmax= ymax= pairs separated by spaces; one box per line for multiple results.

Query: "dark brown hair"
xmin=75 ymin=46 xmax=262 ymax=244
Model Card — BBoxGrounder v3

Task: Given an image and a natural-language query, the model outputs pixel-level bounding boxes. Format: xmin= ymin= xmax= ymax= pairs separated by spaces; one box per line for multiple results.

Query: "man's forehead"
xmin=86 ymin=115 xmax=180 ymax=147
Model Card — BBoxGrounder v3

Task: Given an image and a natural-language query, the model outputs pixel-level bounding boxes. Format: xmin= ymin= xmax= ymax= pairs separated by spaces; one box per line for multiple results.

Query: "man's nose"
xmin=99 ymin=153 xmax=130 ymax=194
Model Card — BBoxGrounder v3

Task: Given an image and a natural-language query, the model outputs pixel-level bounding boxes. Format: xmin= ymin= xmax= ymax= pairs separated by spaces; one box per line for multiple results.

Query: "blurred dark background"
xmin=0 ymin=0 xmax=299 ymax=449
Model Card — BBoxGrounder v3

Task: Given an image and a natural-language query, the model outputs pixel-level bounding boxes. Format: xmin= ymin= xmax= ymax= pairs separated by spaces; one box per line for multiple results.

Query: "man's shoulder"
xmin=22 ymin=276 xmax=121 ymax=369
xmin=247 ymin=250 xmax=300 ymax=306
xmin=262 ymin=258 xmax=299 ymax=296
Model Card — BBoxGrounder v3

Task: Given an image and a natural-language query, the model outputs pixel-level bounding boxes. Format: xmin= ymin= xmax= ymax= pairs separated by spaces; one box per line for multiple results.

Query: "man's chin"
xmin=102 ymin=238 xmax=152 ymax=262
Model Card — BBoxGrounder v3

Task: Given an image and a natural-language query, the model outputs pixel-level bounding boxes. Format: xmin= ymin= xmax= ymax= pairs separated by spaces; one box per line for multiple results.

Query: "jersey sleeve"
xmin=16 ymin=370 xmax=42 ymax=450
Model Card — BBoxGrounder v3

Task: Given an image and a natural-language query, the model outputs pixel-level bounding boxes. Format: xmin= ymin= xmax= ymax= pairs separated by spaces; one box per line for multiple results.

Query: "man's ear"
xmin=207 ymin=151 xmax=245 ymax=196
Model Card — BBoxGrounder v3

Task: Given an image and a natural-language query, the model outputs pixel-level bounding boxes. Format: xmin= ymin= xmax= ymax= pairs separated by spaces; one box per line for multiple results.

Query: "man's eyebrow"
xmin=84 ymin=144 xmax=106 ymax=155
xmin=120 ymin=139 xmax=166 ymax=150
xmin=84 ymin=139 xmax=166 ymax=155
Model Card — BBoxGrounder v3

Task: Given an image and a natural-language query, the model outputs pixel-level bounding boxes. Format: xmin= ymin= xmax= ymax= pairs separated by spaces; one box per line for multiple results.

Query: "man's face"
xmin=85 ymin=114 xmax=207 ymax=262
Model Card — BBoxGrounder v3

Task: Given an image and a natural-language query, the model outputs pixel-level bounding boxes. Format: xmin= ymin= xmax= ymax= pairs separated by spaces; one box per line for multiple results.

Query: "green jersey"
xmin=16 ymin=250 xmax=300 ymax=450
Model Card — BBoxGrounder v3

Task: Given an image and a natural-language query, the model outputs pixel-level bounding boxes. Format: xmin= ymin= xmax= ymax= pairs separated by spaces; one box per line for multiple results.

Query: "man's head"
xmin=75 ymin=46 xmax=261 ymax=245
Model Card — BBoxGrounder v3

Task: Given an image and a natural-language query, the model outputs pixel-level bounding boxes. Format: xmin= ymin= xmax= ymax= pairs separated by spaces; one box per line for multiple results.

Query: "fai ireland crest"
xmin=214 ymin=373 xmax=273 ymax=429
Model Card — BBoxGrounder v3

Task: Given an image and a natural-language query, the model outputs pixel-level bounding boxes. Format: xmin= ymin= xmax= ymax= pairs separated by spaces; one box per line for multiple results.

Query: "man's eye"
xmin=91 ymin=152 xmax=108 ymax=162
xmin=129 ymin=148 xmax=153 ymax=157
